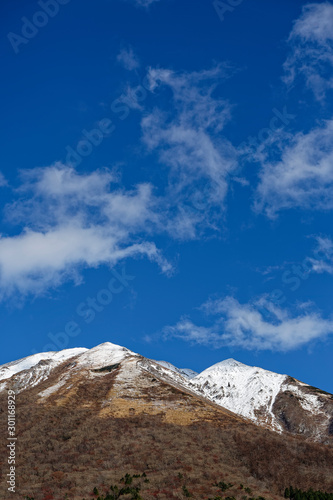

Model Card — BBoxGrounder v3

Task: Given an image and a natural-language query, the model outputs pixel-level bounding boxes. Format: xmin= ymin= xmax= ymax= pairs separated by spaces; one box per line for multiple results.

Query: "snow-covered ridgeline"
xmin=0 ymin=348 xmax=88 ymax=383
xmin=153 ymin=360 xmax=198 ymax=379
xmin=186 ymin=359 xmax=287 ymax=428
xmin=0 ymin=342 xmax=330 ymax=436
xmin=0 ymin=342 xmax=135 ymax=385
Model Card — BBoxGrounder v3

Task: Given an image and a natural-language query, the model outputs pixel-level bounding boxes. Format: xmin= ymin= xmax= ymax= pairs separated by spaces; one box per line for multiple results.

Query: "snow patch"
xmin=38 ymin=376 xmax=70 ymax=399
xmin=283 ymin=382 xmax=324 ymax=414
xmin=154 ymin=360 xmax=198 ymax=379
xmin=0 ymin=348 xmax=87 ymax=382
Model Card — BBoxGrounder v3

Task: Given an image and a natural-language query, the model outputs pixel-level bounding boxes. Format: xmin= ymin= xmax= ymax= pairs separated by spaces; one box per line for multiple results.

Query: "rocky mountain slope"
xmin=186 ymin=359 xmax=333 ymax=442
xmin=0 ymin=342 xmax=332 ymax=499
xmin=0 ymin=343 xmax=332 ymax=443
xmin=140 ymin=352 xmax=333 ymax=443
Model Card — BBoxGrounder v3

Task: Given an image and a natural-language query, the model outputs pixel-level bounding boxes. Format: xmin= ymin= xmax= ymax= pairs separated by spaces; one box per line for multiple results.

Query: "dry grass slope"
xmin=0 ymin=359 xmax=332 ymax=500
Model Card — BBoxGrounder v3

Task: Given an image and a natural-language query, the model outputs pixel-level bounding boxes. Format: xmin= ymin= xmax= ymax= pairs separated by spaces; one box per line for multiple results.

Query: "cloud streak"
xmin=163 ymin=296 xmax=333 ymax=351
xmin=0 ymin=172 xmax=7 ymax=187
xmin=283 ymin=2 xmax=333 ymax=100
xmin=141 ymin=65 xmax=238 ymax=238
xmin=309 ymin=235 xmax=333 ymax=274
xmin=254 ymin=120 xmax=333 ymax=217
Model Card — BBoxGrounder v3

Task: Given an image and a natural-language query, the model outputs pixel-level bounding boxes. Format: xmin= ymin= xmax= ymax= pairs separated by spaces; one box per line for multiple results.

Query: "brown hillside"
xmin=0 ymin=355 xmax=333 ymax=499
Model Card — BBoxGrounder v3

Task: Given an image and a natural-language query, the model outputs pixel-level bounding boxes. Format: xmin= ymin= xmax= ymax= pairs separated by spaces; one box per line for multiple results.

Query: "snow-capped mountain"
xmin=3 ymin=343 xmax=333 ymax=500
xmin=188 ymin=358 xmax=287 ymax=430
xmin=186 ymin=359 xmax=333 ymax=439
xmin=0 ymin=342 xmax=332 ymax=443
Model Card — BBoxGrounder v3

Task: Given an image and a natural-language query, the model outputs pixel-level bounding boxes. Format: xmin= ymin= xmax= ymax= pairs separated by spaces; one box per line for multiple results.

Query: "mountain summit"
xmin=0 ymin=341 xmax=333 ymax=499
xmin=1 ymin=342 xmax=332 ymax=442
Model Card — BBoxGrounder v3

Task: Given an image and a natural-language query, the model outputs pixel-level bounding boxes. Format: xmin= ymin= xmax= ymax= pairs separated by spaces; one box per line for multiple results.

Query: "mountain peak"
xmin=88 ymin=341 xmax=130 ymax=352
xmin=200 ymin=358 xmax=247 ymax=373
xmin=217 ymin=358 xmax=245 ymax=367
xmin=0 ymin=342 xmax=332 ymax=446
xmin=0 ymin=344 xmax=332 ymax=500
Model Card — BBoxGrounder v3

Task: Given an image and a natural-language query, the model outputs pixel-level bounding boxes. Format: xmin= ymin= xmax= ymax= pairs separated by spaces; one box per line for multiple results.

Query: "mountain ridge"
xmin=0 ymin=341 xmax=333 ymax=499
xmin=0 ymin=341 xmax=332 ymax=443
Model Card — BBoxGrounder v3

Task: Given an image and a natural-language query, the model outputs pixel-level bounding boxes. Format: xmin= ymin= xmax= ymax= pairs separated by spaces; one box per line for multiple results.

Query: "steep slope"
xmin=0 ymin=347 xmax=88 ymax=393
xmin=0 ymin=342 xmax=333 ymax=500
xmin=188 ymin=359 xmax=288 ymax=430
xmin=0 ymin=344 xmax=332 ymax=443
xmin=184 ymin=359 xmax=333 ymax=443
xmin=0 ymin=348 xmax=88 ymax=382
xmin=273 ymin=376 xmax=333 ymax=441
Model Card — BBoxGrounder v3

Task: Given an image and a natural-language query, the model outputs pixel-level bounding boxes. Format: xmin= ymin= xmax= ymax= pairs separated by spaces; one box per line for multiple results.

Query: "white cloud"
xmin=141 ymin=65 xmax=238 ymax=238
xmin=164 ymin=319 xmax=219 ymax=346
xmin=0 ymin=226 xmax=162 ymax=297
xmin=283 ymin=2 xmax=333 ymax=100
xmin=163 ymin=296 xmax=333 ymax=351
xmin=117 ymin=47 xmax=140 ymax=71
xmin=308 ymin=235 xmax=333 ymax=274
xmin=0 ymin=164 xmax=171 ymax=300
xmin=255 ymin=120 xmax=333 ymax=217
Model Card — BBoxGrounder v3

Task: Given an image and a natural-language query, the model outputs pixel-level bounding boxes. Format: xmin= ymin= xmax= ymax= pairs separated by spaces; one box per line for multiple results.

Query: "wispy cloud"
xmin=309 ymin=235 xmax=333 ymax=274
xmin=163 ymin=296 xmax=333 ymax=351
xmin=128 ymin=0 xmax=161 ymax=8
xmin=0 ymin=172 xmax=7 ymax=187
xmin=0 ymin=164 xmax=171 ymax=300
xmin=117 ymin=46 xmax=140 ymax=71
xmin=259 ymin=235 xmax=333 ymax=279
xmin=141 ymin=65 xmax=238 ymax=238
xmin=283 ymin=2 xmax=333 ymax=100
xmin=254 ymin=120 xmax=333 ymax=217
xmin=0 ymin=80 xmax=241 ymax=303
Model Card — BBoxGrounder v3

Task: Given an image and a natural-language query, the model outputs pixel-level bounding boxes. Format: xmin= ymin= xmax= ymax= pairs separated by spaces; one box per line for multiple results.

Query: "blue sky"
xmin=1 ymin=0 xmax=333 ymax=392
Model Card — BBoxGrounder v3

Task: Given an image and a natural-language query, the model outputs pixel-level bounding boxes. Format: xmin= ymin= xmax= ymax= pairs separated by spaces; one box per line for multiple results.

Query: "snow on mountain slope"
xmin=0 ymin=342 xmax=135 ymax=387
xmin=0 ymin=348 xmax=87 ymax=383
xmin=154 ymin=360 xmax=198 ymax=379
xmin=181 ymin=359 xmax=333 ymax=440
xmin=73 ymin=342 xmax=136 ymax=369
xmin=0 ymin=342 xmax=139 ymax=394
xmin=271 ymin=375 xmax=333 ymax=441
xmin=36 ymin=342 xmax=139 ymax=399
xmin=0 ymin=342 xmax=332 ymax=442
xmin=187 ymin=359 xmax=287 ymax=430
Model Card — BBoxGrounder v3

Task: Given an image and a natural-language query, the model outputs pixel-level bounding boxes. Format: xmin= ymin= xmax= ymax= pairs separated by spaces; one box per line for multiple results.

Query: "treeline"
xmin=285 ymin=486 xmax=333 ymax=500
xmin=25 ymin=475 xmax=333 ymax=500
